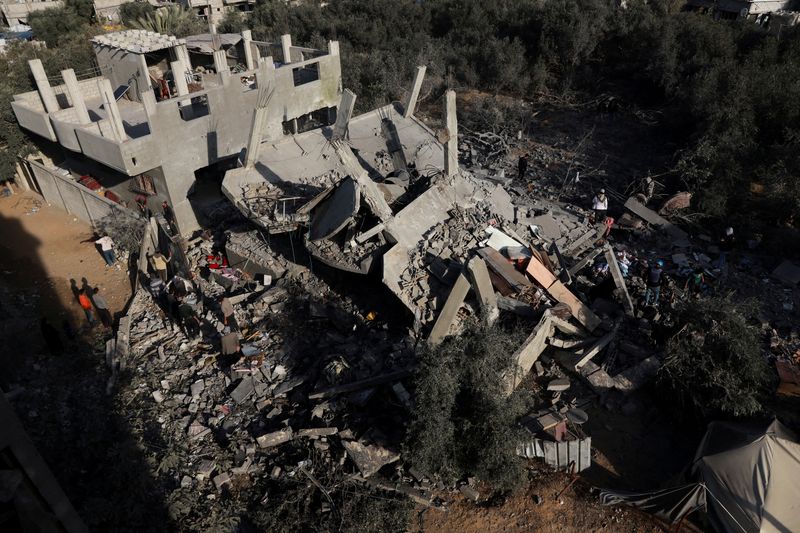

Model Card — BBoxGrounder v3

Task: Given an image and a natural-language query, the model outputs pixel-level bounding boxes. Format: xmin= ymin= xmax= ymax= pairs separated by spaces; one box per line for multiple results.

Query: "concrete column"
xmin=403 ymin=65 xmax=426 ymax=118
xmin=61 ymin=69 xmax=90 ymax=124
xmin=281 ymin=34 xmax=292 ymax=64
xmin=241 ymin=29 xmax=255 ymax=70
xmin=141 ymin=90 xmax=157 ymax=118
xmin=171 ymin=60 xmax=189 ymax=97
xmin=213 ymin=49 xmax=229 ymax=75
xmin=255 ymin=57 xmax=275 ymax=89
xmin=137 ymin=54 xmax=150 ymax=98
xmin=252 ymin=44 xmax=262 ymax=66
xmin=28 ymin=59 xmax=59 ymax=113
xmin=244 ymin=107 xmax=268 ymax=168
xmin=328 ymin=40 xmax=340 ymax=56
xmin=444 ymin=89 xmax=458 ymax=178
xmin=332 ymin=89 xmax=356 ymax=140
xmin=99 ymin=78 xmax=126 ymax=142
xmin=176 ymin=42 xmax=191 ymax=71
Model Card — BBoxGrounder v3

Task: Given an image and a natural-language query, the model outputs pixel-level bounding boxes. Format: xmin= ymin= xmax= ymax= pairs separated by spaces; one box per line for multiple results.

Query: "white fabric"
xmin=592 ymin=195 xmax=608 ymax=211
xmin=95 ymin=236 xmax=114 ymax=251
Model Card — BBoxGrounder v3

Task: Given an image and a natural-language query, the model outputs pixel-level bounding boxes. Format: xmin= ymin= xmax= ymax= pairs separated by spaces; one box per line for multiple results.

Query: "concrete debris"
xmin=772 ymin=260 xmax=800 ymax=286
xmin=342 ymin=439 xmax=400 ymax=478
xmin=256 ymin=428 xmax=294 ymax=449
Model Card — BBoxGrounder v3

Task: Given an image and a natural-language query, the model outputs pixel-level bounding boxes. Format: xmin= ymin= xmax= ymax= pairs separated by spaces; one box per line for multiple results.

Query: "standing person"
xmin=644 ymin=259 xmax=664 ymax=306
xmin=218 ymin=295 xmax=238 ymax=332
xmin=149 ymin=250 xmax=171 ymax=283
xmin=717 ymin=226 xmax=735 ymax=273
xmin=684 ymin=268 xmax=705 ymax=298
xmin=517 ymin=153 xmax=529 ymax=180
xmin=178 ymin=300 xmax=201 ymax=338
xmin=78 ymin=289 xmax=95 ymax=327
xmin=92 ymin=287 xmax=113 ymax=328
xmin=94 ymin=233 xmax=117 ymax=267
xmin=592 ymin=189 xmax=608 ymax=222
xmin=162 ymin=201 xmax=176 ymax=232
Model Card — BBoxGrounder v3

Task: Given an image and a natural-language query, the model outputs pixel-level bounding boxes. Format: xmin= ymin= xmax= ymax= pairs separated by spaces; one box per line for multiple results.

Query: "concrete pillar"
xmin=428 ymin=273 xmax=471 ymax=346
xmin=328 ymin=40 xmax=340 ymax=56
xmin=403 ymin=65 xmax=426 ymax=119
xmin=255 ymin=57 xmax=275 ymax=89
xmin=28 ymin=59 xmax=59 ymax=113
xmin=171 ymin=60 xmax=189 ymax=97
xmin=444 ymin=90 xmax=458 ymax=178
xmin=241 ymin=29 xmax=255 ymax=70
xmin=332 ymin=89 xmax=356 ymax=140
xmin=252 ymin=45 xmax=262 ymax=67
xmin=213 ymin=49 xmax=229 ymax=75
xmin=467 ymin=256 xmax=499 ymax=325
xmin=60 ymin=69 xmax=90 ymax=124
xmin=244 ymin=106 xmax=268 ymax=168
xmin=176 ymin=42 xmax=191 ymax=71
xmin=99 ymin=78 xmax=126 ymax=142
xmin=137 ymin=54 xmax=150 ymax=98
xmin=141 ymin=90 xmax=157 ymax=118
xmin=281 ymin=34 xmax=292 ymax=64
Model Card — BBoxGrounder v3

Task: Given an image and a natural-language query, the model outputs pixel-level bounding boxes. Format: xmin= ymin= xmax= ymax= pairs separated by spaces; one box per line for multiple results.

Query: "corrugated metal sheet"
xmin=517 ymin=436 xmax=592 ymax=472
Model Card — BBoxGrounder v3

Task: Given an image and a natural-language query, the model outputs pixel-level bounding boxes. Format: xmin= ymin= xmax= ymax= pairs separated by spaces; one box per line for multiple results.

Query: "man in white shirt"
xmin=592 ymin=189 xmax=608 ymax=222
xmin=95 ymin=233 xmax=116 ymax=266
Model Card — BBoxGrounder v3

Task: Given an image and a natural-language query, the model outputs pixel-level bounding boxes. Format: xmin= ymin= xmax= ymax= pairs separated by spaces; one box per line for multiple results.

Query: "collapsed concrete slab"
xmin=624 ymin=197 xmax=689 ymax=246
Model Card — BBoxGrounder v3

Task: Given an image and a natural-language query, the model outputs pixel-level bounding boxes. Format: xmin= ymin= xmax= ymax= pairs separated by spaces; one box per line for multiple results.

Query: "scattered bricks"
xmin=256 ymin=428 xmax=294 ymax=449
xmin=212 ymin=473 xmax=232 ymax=492
xmin=297 ymin=427 xmax=339 ymax=438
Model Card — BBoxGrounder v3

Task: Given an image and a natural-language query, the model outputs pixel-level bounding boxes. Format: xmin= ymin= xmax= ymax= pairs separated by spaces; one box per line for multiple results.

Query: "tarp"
xmin=600 ymin=419 xmax=800 ymax=533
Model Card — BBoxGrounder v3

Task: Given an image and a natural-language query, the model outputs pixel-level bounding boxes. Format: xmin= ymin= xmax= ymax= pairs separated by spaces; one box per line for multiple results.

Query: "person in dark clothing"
xmin=684 ymin=268 xmax=705 ymax=297
xmin=178 ymin=302 xmax=201 ymax=338
xmin=162 ymin=201 xmax=176 ymax=232
xmin=40 ymin=318 xmax=63 ymax=355
xmin=92 ymin=287 xmax=113 ymax=328
xmin=517 ymin=154 xmax=529 ymax=180
xmin=644 ymin=259 xmax=664 ymax=306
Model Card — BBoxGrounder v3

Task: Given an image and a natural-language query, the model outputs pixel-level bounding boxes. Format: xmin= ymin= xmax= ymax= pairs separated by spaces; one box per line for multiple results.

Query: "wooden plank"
xmin=574 ymin=330 xmax=616 ymax=369
xmin=477 ymin=247 xmax=531 ymax=292
xmin=547 ymin=280 xmax=602 ymax=332
xmin=525 ymin=254 xmax=557 ymax=288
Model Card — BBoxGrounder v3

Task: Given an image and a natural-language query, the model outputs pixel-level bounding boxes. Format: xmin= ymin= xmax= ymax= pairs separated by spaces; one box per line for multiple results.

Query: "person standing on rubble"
xmin=218 ymin=295 xmax=239 ymax=331
xmin=77 ymin=289 xmax=95 ymax=328
xmin=517 ymin=153 xmax=529 ymax=180
xmin=592 ymin=189 xmax=608 ymax=222
xmin=178 ymin=299 xmax=201 ymax=338
xmin=644 ymin=259 xmax=664 ymax=306
xmin=162 ymin=201 xmax=177 ymax=233
xmin=716 ymin=227 xmax=735 ymax=273
xmin=149 ymin=250 xmax=171 ymax=283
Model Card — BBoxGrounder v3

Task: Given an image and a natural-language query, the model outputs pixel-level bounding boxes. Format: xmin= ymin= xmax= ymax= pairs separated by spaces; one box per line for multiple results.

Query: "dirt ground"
xmin=419 ymin=471 xmax=666 ymax=533
xmin=0 ymin=188 xmax=131 ymax=379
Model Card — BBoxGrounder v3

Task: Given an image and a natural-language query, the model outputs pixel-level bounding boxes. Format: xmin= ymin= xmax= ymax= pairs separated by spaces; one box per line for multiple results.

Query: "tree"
xmin=120 ymin=1 xmax=155 ymax=27
xmin=405 ymin=321 xmax=532 ymax=494
xmin=217 ymin=9 xmax=246 ymax=34
xmin=126 ymin=5 xmax=205 ymax=38
xmin=658 ymin=297 xmax=771 ymax=420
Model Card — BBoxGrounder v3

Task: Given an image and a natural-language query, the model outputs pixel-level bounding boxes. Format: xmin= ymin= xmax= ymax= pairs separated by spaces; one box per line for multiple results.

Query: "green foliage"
xmin=217 ymin=9 xmax=247 ymax=34
xmin=659 ymin=297 xmax=770 ymax=419
xmin=126 ymin=5 xmax=205 ymax=38
xmin=119 ymin=1 xmax=155 ymax=27
xmin=406 ymin=320 xmax=532 ymax=494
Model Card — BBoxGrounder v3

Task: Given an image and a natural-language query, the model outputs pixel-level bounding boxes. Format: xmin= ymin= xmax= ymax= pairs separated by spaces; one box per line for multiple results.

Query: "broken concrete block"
xmin=342 ymin=440 xmax=400 ymax=478
xmin=230 ymin=376 xmax=255 ymax=403
xmin=297 ymin=427 xmax=339 ymax=438
xmin=190 ymin=379 xmax=205 ymax=398
xmin=213 ymin=472 xmax=231 ymax=492
xmin=459 ymin=484 xmax=480 ymax=502
xmin=466 ymin=256 xmax=499 ymax=325
xmin=546 ymin=280 xmax=602 ymax=332
xmin=529 ymin=214 xmax=561 ymax=240
xmin=152 ymin=390 xmax=164 ymax=403
xmin=428 ymin=272 xmax=471 ymax=346
xmin=547 ymin=378 xmax=570 ymax=392
xmin=574 ymin=330 xmax=616 ymax=370
xmin=256 ymin=428 xmax=294 ymax=449
xmin=772 ymin=260 xmax=800 ymax=286
xmin=195 ymin=460 xmax=215 ymax=480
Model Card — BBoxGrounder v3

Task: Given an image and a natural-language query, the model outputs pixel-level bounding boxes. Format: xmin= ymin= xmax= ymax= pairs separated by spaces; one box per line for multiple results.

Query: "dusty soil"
xmin=419 ymin=471 xmax=666 ymax=533
xmin=0 ymin=188 xmax=131 ymax=378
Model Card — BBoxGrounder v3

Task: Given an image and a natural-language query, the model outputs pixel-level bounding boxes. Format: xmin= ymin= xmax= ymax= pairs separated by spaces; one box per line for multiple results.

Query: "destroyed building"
xmin=11 ymin=29 xmax=342 ymax=235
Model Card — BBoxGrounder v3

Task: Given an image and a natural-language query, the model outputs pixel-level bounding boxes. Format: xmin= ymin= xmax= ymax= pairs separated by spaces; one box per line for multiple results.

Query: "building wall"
xmin=1 ymin=0 xmax=61 ymax=26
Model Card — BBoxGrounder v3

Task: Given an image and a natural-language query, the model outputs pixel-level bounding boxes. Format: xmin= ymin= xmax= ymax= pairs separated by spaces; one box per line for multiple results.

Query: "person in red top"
xmin=78 ymin=289 xmax=95 ymax=327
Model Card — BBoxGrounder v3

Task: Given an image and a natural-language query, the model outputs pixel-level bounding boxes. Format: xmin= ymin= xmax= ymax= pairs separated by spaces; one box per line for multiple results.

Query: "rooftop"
xmin=92 ymin=29 xmax=185 ymax=54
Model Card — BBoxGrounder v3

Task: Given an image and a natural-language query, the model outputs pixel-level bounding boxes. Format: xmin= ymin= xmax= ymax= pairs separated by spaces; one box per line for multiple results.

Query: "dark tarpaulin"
xmin=599 ymin=483 xmax=706 ymax=524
